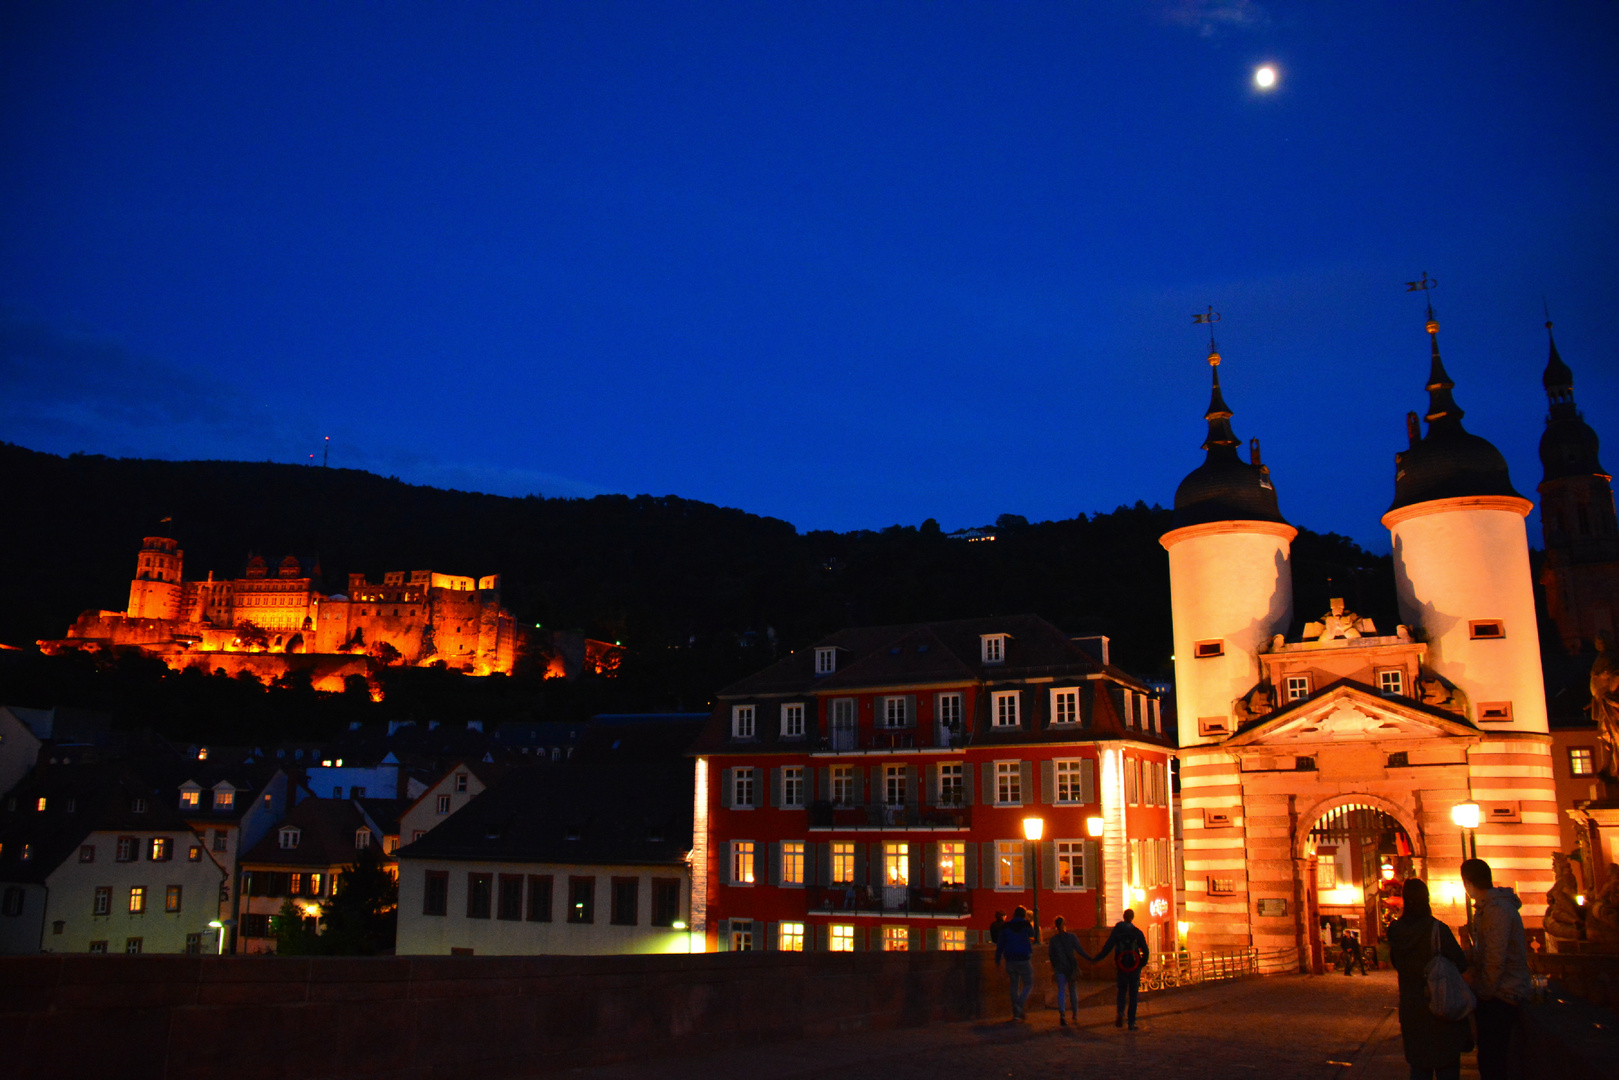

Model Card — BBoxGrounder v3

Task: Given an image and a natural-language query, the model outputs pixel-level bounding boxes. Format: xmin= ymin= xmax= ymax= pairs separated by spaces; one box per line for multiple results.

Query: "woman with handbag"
xmin=1387 ymin=877 xmax=1473 ymax=1080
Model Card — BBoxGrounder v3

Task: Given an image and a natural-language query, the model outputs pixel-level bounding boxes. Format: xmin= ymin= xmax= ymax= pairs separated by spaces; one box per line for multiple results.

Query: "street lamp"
xmin=672 ymin=920 xmax=691 ymax=954
xmin=1451 ymin=801 xmax=1481 ymax=935
xmin=1087 ymin=816 xmax=1106 ymax=929
xmin=1023 ymin=817 xmax=1044 ymax=942
xmin=207 ymin=919 xmax=234 ymax=956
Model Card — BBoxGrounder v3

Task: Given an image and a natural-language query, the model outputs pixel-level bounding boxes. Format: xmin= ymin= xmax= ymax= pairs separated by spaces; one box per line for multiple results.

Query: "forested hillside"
xmin=0 ymin=442 xmax=1396 ymax=735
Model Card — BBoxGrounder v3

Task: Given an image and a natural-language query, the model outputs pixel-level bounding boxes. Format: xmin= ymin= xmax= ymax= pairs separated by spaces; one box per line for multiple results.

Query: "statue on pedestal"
xmin=1591 ymin=631 xmax=1619 ymax=776
xmin=1584 ymin=864 xmax=1619 ymax=946
xmin=1543 ymin=852 xmax=1584 ymax=941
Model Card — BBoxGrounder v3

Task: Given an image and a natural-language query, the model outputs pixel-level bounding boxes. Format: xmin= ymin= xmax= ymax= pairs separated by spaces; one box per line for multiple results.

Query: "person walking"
xmin=1047 ymin=916 xmax=1088 ymax=1026
xmin=1388 ymin=878 xmax=1471 ymax=1080
xmin=993 ymin=905 xmax=1037 ymax=1020
xmin=1090 ymin=908 xmax=1149 ymax=1030
xmin=1461 ymin=858 xmax=1532 ymax=1080
xmin=1340 ymin=929 xmax=1368 ymax=976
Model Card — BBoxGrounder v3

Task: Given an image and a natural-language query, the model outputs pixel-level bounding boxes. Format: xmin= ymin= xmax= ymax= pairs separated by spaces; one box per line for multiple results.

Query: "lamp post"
xmin=1087 ymin=815 xmax=1106 ymax=929
xmin=1451 ymin=801 xmax=1481 ymax=936
xmin=1023 ymin=817 xmax=1044 ymax=943
xmin=672 ymin=920 xmax=691 ymax=953
xmin=207 ymin=918 xmax=234 ymax=956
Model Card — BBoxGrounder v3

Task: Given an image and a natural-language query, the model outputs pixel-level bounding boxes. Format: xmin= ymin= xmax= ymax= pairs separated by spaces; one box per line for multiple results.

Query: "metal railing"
xmin=1138 ymin=946 xmax=1299 ymax=990
xmin=807 ymin=800 xmax=972 ymax=829
xmin=806 ymin=884 xmax=972 ymax=917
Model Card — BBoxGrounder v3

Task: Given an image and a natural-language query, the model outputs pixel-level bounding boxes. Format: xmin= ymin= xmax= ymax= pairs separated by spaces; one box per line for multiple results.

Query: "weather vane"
xmin=1193 ymin=305 xmax=1221 ymax=361
xmin=1405 ymin=271 xmax=1440 ymax=326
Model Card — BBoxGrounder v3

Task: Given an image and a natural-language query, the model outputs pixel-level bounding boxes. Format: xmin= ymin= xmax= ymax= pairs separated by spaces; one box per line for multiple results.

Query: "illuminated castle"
xmin=44 ymin=536 xmax=521 ymax=684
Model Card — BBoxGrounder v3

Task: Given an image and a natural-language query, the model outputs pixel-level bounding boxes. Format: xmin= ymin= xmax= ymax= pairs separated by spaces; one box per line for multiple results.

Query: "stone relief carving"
xmin=1233 ymin=683 xmax=1275 ymax=725
xmin=1591 ymin=630 xmax=1619 ymax=776
xmin=1585 ymin=863 xmax=1619 ymax=946
xmin=1414 ymin=672 xmax=1469 ymax=717
xmin=1301 ymin=598 xmax=1377 ymax=642
xmin=1543 ymin=852 xmax=1584 ymax=941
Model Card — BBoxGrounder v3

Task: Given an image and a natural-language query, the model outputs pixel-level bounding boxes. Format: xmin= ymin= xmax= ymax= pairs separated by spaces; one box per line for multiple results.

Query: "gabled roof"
xmin=1222 ymin=679 xmax=1481 ymax=749
xmin=239 ymin=798 xmax=377 ymax=869
xmin=397 ymin=762 xmax=693 ymax=867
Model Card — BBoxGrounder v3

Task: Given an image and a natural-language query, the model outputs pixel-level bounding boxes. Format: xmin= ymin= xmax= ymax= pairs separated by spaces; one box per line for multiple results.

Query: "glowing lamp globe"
xmin=1022 ymin=817 xmax=1044 ymax=842
xmin=1451 ymin=802 xmax=1481 ymax=830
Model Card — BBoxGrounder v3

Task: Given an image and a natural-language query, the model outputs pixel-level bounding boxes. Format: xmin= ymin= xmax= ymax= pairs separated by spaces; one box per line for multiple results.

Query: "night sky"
xmin=3 ymin=2 xmax=1615 ymax=551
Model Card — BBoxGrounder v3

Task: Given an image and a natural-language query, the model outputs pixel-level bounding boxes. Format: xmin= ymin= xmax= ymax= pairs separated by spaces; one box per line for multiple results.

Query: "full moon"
xmin=1255 ymin=65 xmax=1277 ymax=89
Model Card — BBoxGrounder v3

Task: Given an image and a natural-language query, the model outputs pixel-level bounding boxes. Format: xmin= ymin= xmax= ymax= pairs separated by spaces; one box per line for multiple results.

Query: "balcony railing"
xmin=806 ymin=884 xmax=972 ymax=917
xmin=820 ymin=725 xmax=967 ymax=752
xmin=807 ymin=800 xmax=971 ymax=830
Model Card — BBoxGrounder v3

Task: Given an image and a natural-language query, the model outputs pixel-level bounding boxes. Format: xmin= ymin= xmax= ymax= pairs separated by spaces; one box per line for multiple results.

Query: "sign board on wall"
xmin=1256 ymin=898 xmax=1289 ymax=917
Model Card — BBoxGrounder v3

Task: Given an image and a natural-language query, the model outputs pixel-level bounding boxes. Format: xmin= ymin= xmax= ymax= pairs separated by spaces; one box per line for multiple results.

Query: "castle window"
xmin=1468 ymin=620 xmax=1505 ymax=640
xmin=1387 ymin=751 xmax=1409 ymax=768
xmin=1293 ymin=756 xmax=1316 ymax=771
xmin=1569 ymin=747 xmax=1594 ymax=776
xmin=1197 ymin=716 xmax=1230 ymax=738
xmin=1194 ymin=639 xmax=1224 ymax=658
xmin=1377 ymin=669 xmax=1405 ymax=697
xmin=1284 ymin=675 xmax=1311 ymax=702
xmin=1477 ymin=702 xmax=1513 ymax=723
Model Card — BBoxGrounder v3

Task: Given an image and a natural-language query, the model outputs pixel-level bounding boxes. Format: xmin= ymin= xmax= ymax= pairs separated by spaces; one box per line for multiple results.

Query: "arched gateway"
xmin=1294 ymin=794 xmax=1424 ymax=974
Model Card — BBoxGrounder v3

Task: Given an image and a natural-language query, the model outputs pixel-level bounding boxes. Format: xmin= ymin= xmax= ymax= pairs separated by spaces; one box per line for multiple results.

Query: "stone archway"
xmin=1294 ymin=792 xmax=1426 ymax=861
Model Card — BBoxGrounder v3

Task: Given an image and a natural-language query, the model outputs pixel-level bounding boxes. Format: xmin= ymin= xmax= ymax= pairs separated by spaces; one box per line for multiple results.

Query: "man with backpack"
xmin=993 ymin=905 xmax=1037 ymax=1020
xmin=1091 ymin=908 xmax=1149 ymax=1030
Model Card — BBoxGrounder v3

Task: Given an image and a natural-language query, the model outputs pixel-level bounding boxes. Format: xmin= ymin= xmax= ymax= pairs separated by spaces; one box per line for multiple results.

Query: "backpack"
xmin=1115 ymin=929 xmax=1146 ymax=972
xmin=1425 ymin=919 xmax=1475 ymax=1021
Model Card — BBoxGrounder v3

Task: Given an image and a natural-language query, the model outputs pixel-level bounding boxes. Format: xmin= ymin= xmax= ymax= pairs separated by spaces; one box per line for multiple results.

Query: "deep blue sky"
xmin=3 ymin=2 xmax=1616 ymax=550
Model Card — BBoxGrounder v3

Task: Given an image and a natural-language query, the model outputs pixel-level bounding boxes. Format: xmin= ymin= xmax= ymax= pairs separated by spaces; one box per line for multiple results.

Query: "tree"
xmin=269 ymin=897 xmax=320 ymax=955
xmin=316 ymin=845 xmax=399 ymax=955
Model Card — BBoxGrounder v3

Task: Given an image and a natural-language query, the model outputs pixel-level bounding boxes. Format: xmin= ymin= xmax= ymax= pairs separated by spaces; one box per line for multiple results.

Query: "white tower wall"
xmin=1384 ymin=496 xmax=1547 ymax=734
xmin=1162 ymin=521 xmax=1297 ymax=746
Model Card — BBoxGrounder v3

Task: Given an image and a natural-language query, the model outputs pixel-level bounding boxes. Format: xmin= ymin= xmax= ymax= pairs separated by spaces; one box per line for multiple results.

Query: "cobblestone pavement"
xmin=571 ymin=968 xmax=1484 ymax=1080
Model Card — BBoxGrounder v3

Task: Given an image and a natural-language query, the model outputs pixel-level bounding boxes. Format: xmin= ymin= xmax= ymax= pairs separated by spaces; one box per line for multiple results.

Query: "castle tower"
xmin=1161 ymin=342 xmax=1297 ymax=746
xmin=127 ymin=536 xmax=184 ymax=621
xmin=1381 ymin=306 xmax=1548 ymax=733
xmin=1537 ymin=320 xmax=1619 ymax=654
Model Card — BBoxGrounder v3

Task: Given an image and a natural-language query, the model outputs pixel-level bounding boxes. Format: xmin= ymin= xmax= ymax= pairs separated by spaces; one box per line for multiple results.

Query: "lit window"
xmin=1569 ymin=748 xmax=1595 ymax=777
xmin=995 ymin=761 xmax=1022 ymax=805
xmin=981 ymin=635 xmax=1006 ymax=663
xmin=213 ymin=791 xmax=234 ymax=810
xmin=938 ymin=763 xmax=963 ymax=805
xmin=1284 ymin=676 xmax=1311 ymax=702
xmin=883 ymin=843 xmax=910 ymax=887
xmin=1055 ymin=759 xmax=1086 ymax=804
xmin=831 ymin=766 xmax=854 ymax=805
xmin=815 ymin=647 xmax=837 ymax=675
xmin=883 ymin=926 xmax=909 ymax=951
xmin=1378 ymin=669 xmax=1404 ymax=697
xmin=79 ymin=845 xmax=95 ymax=863
xmin=129 ymin=887 xmax=146 ymax=914
xmin=165 ymin=885 xmax=182 ymax=913
xmin=35 ymin=797 xmax=46 ymax=812
xmin=782 ymin=767 xmax=804 ymax=808
xmin=995 ymin=840 xmax=1025 ymax=890
xmin=180 ymin=790 xmax=201 ymax=809
xmin=781 ymin=703 xmax=805 ymax=738
xmin=1052 ymin=689 xmax=1079 ymax=725
xmin=939 ymin=841 xmax=965 ymax=885
xmin=732 ymin=768 xmax=755 ymax=807
xmin=830 ymin=924 xmax=855 ymax=952
xmin=1056 ymin=840 xmax=1087 ymax=890
xmin=149 ymin=837 xmax=171 ymax=862
xmin=883 ymin=764 xmax=907 ymax=807
xmin=938 ymin=927 xmax=966 ymax=951
xmin=731 ymin=840 xmax=755 ymax=885
xmin=93 ymin=887 xmax=111 ymax=915
xmin=779 ymin=922 xmax=805 ymax=952
xmin=730 ymin=920 xmax=753 ymax=951
xmin=781 ymin=841 xmax=805 ymax=885
xmin=732 ymin=705 xmax=756 ymax=739
xmin=991 ymin=691 xmax=1020 ymax=728
xmin=1316 ymin=854 xmax=1337 ymax=889
xmin=436 ymin=794 xmax=451 ymax=814
xmin=187 ymin=846 xmax=201 ymax=862
xmin=831 ymin=842 xmax=856 ymax=884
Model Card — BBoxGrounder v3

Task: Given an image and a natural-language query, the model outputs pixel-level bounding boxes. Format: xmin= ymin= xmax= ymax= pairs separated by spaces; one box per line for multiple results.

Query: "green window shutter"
xmin=904 ymin=765 xmax=918 ymax=807
xmin=908 ymin=843 xmax=924 ymax=889
xmin=817 ymin=767 xmax=830 ymax=800
xmin=1041 ymin=841 xmax=1058 ymax=890
xmin=772 ymin=769 xmax=784 ymax=809
xmin=963 ymin=842 xmax=978 ymax=889
xmin=816 ymin=842 xmax=831 ymax=887
xmin=763 ymin=921 xmax=777 ymax=951
xmin=924 ymin=841 xmax=940 ymax=888
xmin=1019 ymin=761 xmax=1034 ymax=806
xmin=814 ymin=923 xmax=828 ymax=951
xmin=769 ymin=842 xmax=781 ymax=886
xmin=1084 ymin=839 xmax=1100 ymax=892
xmin=1081 ymin=758 xmax=1096 ymax=805
xmin=908 ymin=926 xmax=923 ymax=952
xmin=981 ymin=763 xmax=996 ymax=804
xmin=1040 ymin=760 xmax=1055 ymax=804
xmin=853 ymin=926 xmax=868 ymax=952
xmin=905 ymin=695 xmax=917 ymax=726
xmin=925 ymin=926 xmax=940 ymax=951
xmin=961 ymin=764 xmax=975 ymax=806
xmin=720 ymin=769 xmax=733 ymax=809
xmin=757 ymin=768 xmax=770 ymax=809
xmin=854 ymin=843 xmax=869 ymax=885
xmin=718 ymin=918 xmax=732 ymax=950
xmin=982 ymin=842 xmax=1000 ymax=888
xmin=853 ymin=767 xmax=866 ymax=805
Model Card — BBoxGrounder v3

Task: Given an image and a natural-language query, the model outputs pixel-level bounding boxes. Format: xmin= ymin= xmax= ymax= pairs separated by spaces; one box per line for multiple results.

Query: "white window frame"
xmin=937 ymin=692 xmax=964 ymax=730
xmin=782 ymin=766 xmax=804 ymax=808
xmin=180 ymin=789 xmax=200 ymax=809
xmin=1054 ymin=759 xmax=1084 ymax=804
xmin=883 ymin=764 xmax=906 ymax=807
xmin=1570 ymin=747 xmax=1595 ymax=777
xmin=831 ymin=766 xmax=854 ymax=805
xmin=883 ymin=842 xmax=910 ymax=887
xmin=938 ymin=927 xmax=967 ymax=951
xmin=1377 ymin=669 xmax=1404 ymax=697
xmin=981 ymin=634 xmax=1006 ymax=664
xmin=938 ymin=841 xmax=965 ymax=886
xmin=1055 ymin=839 xmax=1087 ymax=890
xmin=731 ymin=705 xmax=756 ymax=739
xmin=278 ymin=827 xmax=300 ymax=850
xmin=882 ymin=925 xmax=909 ymax=951
xmin=1284 ymin=675 xmax=1311 ymax=702
xmin=995 ymin=761 xmax=1021 ymax=805
xmin=781 ymin=841 xmax=805 ymax=886
xmin=815 ymin=647 xmax=837 ymax=675
xmin=780 ymin=702 xmax=806 ymax=738
xmin=938 ymin=762 xmax=964 ymax=806
xmin=730 ymin=840 xmax=755 ymax=885
xmin=732 ymin=767 xmax=755 ymax=808
xmin=880 ymin=696 xmax=910 ymax=729
xmin=995 ymin=839 xmax=1025 ymax=890
xmin=779 ymin=921 xmax=805 ymax=951
xmin=991 ymin=690 xmax=1020 ymax=728
xmin=436 ymin=794 xmax=451 ymax=814
xmin=831 ymin=842 xmax=856 ymax=884
xmin=730 ymin=920 xmax=754 ymax=951
xmin=1051 ymin=688 xmax=1079 ymax=726
xmin=830 ymin=924 xmax=855 ymax=952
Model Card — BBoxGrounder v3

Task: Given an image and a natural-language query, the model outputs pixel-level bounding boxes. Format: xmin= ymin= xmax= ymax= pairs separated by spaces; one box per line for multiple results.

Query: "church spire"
xmin=1542 ymin=311 xmax=1575 ymax=412
xmin=1420 ymin=299 xmax=1466 ymax=433
xmin=1201 ymin=342 xmax=1241 ymax=453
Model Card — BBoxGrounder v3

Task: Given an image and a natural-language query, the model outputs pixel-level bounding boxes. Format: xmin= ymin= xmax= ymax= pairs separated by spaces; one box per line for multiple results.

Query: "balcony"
xmin=819 ymin=725 xmax=966 ymax=753
xmin=807 ymin=884 xmax=972 ymax=918
xmin=807 ymin=800 xmax=971 ymax=831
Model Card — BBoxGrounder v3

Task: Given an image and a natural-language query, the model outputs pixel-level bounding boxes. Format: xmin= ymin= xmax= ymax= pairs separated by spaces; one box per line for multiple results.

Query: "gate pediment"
xmin=1222 ymin=679 xmax=1480 ymax=750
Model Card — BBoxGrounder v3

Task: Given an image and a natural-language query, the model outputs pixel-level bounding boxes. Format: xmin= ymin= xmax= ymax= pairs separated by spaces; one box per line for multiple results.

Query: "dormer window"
xmin=131 ymin=798 xmax=147 ymax=814
xmin=732 ymin=705 xmax=756 ymax=739
xmin=815 ymin=647 xmax=837 ymax=675
xmin=180 ymin=790 xmax=201 ymax=809
xmin=213 ymin=790 xmax=234 ymax=810
xmin=355 ymin=829 xmax=371 ymax=850
xmin=981 ymin=634 xmax=1007 ymax=664
xmin=279 ymin=827 xmax=301 ymax=850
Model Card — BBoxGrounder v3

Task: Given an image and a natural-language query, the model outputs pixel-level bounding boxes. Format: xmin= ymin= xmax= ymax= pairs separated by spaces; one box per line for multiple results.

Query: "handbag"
xmin=1425 ymin=919 xmax=1475 ymax=1021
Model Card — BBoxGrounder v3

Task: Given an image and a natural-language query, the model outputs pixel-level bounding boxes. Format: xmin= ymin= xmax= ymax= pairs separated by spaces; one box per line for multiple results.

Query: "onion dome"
xmin=1539 ymin=320 xmax=1608 ymax=481
xmin=1389 ymin=311 xmax=1523 ymax=511
xmin=1172 ymin=345 xmax=1288 ymax=528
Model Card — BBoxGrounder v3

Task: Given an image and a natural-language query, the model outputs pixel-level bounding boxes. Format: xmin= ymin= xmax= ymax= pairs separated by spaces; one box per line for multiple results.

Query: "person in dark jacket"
xmin=1047 ymin=916 xmax=1089 ymax=1026
xmin=1091 ymin=909 xmax=1149 ymax=1030
xmin=993 ymin=906 xmax=1037 ymax=1020
xmin=988 ymin=911 xmax=1006 ymax=946
xmin=1388 ymin=877 xmax=1471 ymax=1080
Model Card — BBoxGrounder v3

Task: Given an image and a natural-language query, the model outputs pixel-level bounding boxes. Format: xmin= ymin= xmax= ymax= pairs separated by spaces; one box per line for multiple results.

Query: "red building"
xmin=691 ymin=615 xmax=1176 ymax=956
